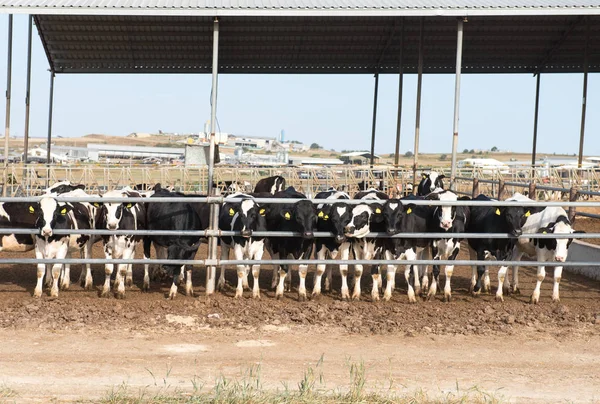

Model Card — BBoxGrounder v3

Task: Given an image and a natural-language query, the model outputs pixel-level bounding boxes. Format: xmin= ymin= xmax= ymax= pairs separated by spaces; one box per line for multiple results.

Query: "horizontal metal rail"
xmin=578 ymin=189 xmax=600 ymax=196
xmin=575 ymin=212 xmax=600 ymax=220
xmin=0 ymin=258 xmax=597 ymax=268
xmin=2 ymin=195 xmax=600 ymax=207
xmin=2 ymin=228 xmax=599 ymax=239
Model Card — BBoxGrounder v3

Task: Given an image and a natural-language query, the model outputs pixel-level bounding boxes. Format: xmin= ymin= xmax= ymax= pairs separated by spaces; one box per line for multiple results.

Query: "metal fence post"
xmin=569 ymin=186 xmax=578 ymax=223
xmin=528 ymin=182 xmax=536 ymax=200
xmin=498 ymin=179 xmax=505 ymax=201
xmin=472 ymin=178 xmax=479 ymax=198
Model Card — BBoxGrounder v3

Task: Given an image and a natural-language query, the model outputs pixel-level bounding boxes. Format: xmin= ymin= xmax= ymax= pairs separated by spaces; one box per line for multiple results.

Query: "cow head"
xmin=33 ymin=197 xmax=73 ymax=237
xmin=383 ymin=199 xmax=403 ymax=235
xmin=534 ymin=216 xmax=582 ymax=262
xmin=226 ymin=198 xmax=266 ymax=237
xmin=98 ymin=190 xmax=140 ymax=230
xmin=418 ymin=172 xmax=445 ymax=196
xmin=426 ymin=190 xmax=459 ymax=231
xmin=345 ymin=202 xmax=384 ymax=239
xmin=45 ymin=181 xmax=86 ymax=195
xmin=280 ymin=200 xmax=316 ymax=239
xmin=317 ymin=202 xmax=352 ymax=243
xmin=495 ymin=205 xmax=531 ymax=237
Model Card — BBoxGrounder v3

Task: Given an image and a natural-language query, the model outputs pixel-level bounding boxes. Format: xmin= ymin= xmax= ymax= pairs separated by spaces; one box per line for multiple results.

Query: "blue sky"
xmin=0 ymin=14 xmax=598 ymax=156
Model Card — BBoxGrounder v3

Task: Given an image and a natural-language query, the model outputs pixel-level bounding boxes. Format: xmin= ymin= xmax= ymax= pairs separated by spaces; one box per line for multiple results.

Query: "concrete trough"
xmin=566 ymin=241 xmax=600 ymax=281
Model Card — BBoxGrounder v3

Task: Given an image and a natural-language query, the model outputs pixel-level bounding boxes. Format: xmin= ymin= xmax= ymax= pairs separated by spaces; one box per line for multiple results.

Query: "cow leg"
xmin=233 ymin=244 xmax=246 ymax=299
xmin=473 ymin=250 xmax=487 ymax=296
xmin=339 ymin=243 xmax=350 ymax=301
xmin=418 ymin=249 xmax=431 ymax=296
xmin=298 ymin=264 xmax=309 ymax=302
xmin=469 ymin=247 xmax=477 ymax=293
xmin=81 ymin=241 xmax=94 ymax=291
xmin=404 ymin=249 xmax=418 ymax=303
xmin=275 ymin=265 xmax=288 ymax=300
xmin=352 ymin=264 xmax=363 ymax=301
xmin=101 ymin=242 xmax=114 ymax=298
xmin=115 ymin=263 xmax=127 ymax=299
xmin=142 ymin=238 xmax=152 ymax=292
xmin=218 ymin=243 xmax=230 ymax=292
xmin=382 ymin=250 xmax=396 ymax=302
xmin=495 ymin=265 xmax=509 ymax=302
xmin=443 ymin=247 xmax=460 ymax=302
xmin=185 ymin=267 xmax=194 ymax=297
xmin=125 ymin=263 xmax=133 ymax=288
xmin=270 ymin=252 xmax=280 ymax=290
xmin=50 ymin=263 xmax=62 ymax=298
xmin=44 ymin=264 xmax=52 ymax=288
xmin=531 ymin=253 xmax=547 ymax=304
xmin=168 ymin=266 xmax=181 ymax=300
xmin=552 ymin=264 xmax=563 ymax=303
xmin=60 ymin=262 xmax=71 ymax=291
xmin=34 ymin=246 xmax=45 ymax=298
xmin=251 ymin=245 xmax=264 ymax=299
xmin=312 ymin=245 xmax=327 ymax=298
xmin=412 ymin=264 xmax=421 ymax=298
xmin=511 ymin=250 xmax=524 ymax=295
xmin=324 ymin=264 xmax=333 ymax=293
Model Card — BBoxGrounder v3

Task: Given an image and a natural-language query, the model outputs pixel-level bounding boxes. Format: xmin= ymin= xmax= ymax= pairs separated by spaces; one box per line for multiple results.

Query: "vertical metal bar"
xmin=206 ymin=17 xmax=220 ymax=296
xmin=3 ymin=15 xmax=13 ymax=197
xmin=577 ymin=19 xmax=589 ymax=169
xmin=23 ymin=15 xmax=33 ymax=167
xmin=46 ymin=71 xmax=55 ymax=186
xmin=412 ymin=18 xmax=424 ymax=191
xmin=450 ymin=18 xmax=464 ymax=191
xmin=369 ymin=73 xmax=379 ymax=169
xmin=393 ymin=18 xmax=404 ymax=171
xmin=531 ymin=73 xmax=541 ymax=167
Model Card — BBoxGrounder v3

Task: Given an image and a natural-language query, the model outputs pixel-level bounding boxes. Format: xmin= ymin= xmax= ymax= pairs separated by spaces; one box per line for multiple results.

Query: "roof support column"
xmin=369 ymin=73 xmax=379 ymax=169
xmin=3 ymin=15 xmax=13 ymax=197
xmin=46 ymin=70 xmax=55 ymax=186
xmin=393 ymin=19 xmax=404 ymax=175
xmin=412 ymin=18 xmax=424 ymax=192
xmin=531 ymin=73 xmax=541 ymax=167
xmin=577 ymin=19 xmax=589 ymax=169
xmin=450 ymin=18 xmax=464 ymax=191
xmin=23 ymin=15 xmax=33 ymax=169
xmin=206 ymin=17 xmax=220 ymax=296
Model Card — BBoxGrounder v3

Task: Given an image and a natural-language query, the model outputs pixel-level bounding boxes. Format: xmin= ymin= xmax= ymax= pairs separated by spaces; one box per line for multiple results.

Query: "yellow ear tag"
xmin=324 ymin=215 xmax=329 ymax=220
xmin=93 ymin=202 xmax=100 ymax=208
xmin=422 ymin=174 xmax=427 ymax=179
xmin=229 ymin=208 xmax=235 ymax=216
xmin=375 ymin=208 xmax=381 ymax=214
xmin=259 ymin=208 xmax=266 ymax=216
xmin=126 ymin=203 xmax=133 ymax=209
xmin=28 ymin=206 xmax=34 ymax=214
xmin=284 ymin=212 xmax=291 ymax=220
xmin=406 ymin=208 xmax=412 ymax=214
xmin=60 ymin=207 xmax=67 ymax=215
xmin=318 ymin=211 xmax=324 ymax=218
xmin=543 ymin=231 xmax=547 ymax=234
xmin=525 ymin=210 xmax=530 ymax=217
xmin=495 ymin=208 xmax=501 ymax=216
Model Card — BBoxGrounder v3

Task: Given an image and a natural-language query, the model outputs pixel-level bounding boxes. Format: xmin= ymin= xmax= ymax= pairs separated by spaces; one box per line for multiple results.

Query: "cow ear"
xmin=125 ymin=202 xmax=136 ymax=209
xmin=404 ymin=203 xmax=416 ymax=215
xmin=524 ymin=210 xmax=531 ymax=217
xmin=422 ymin=174 xmax=427 ymax=179
xmin=495 ymin=207 xmax=505 ymax=216
xmin=258 ymin=207 xmax=267 ymax=216
xmin=280 ymin=209 xmax=292 ymax=220
xmin=59 ymin=204 xmax=72 ymax=216
xmin=438 ymin=174 xmax=445 ymax=180
xmin=228 ymin=206 xmax=237 ymax=217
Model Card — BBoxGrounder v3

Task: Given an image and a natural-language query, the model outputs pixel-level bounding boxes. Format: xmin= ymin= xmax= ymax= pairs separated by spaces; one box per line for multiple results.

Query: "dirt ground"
xmin=0 ymin=242 xmax=599 ymax=402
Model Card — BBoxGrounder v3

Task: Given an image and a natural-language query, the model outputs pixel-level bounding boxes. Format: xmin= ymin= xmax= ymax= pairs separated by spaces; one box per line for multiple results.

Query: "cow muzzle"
xmin=303 ymin=231 xmax=314 ymax=239
xmin=107 ymin=223 xmax=118 ymax=230
xmin=344 ymin=226 xmax=355 ymax=236
xmin=41 ymin=227 xmax=53 ymax=237
xmin=555 ymin=255 xmax=566 ymax=262
xmin=386 ymin=228 xmax=396 ymax=236
xmin=440 ymin=221 xmax=452 ymax=230
xmin=511 ymin=229 xmax=523 ymax=237
xmin=334 ymin=234 xmax=346 ymax=243
xmin=241 ymin=229 xmax=252 ymax=238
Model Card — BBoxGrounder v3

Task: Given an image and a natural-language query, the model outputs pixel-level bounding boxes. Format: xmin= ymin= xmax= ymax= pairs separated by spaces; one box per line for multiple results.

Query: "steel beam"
xmin=46 ymin=71 xmax=55 ymax=177
xmin=23 ymin=15 xmax=33 ymax=167
xmin=412 ymin=18 xmax=424 ymax=191
xmin=369 ymin=73 xmax=379 ymax=168
xmin=206 ymin=17 xmax=220 ymax=296
xmin=578 ymin=19 xmax=589 ymax=168
xmin=393 ymin=18 xmax=404 ymax=170
xmin=450 ymin=18 xmax=464 ymax=190
xmin=3 ymin=15 xmax=13 ymax=197
xmin=531 ymin=73 xmax=541 ymax=167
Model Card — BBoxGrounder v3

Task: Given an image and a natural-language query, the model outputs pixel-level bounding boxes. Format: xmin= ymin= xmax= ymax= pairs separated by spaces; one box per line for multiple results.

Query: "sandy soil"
xmin=0 ymin=243 xmax=599 ymax=402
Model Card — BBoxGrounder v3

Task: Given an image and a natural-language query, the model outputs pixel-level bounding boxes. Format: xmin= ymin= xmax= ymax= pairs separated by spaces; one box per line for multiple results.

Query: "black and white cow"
xmin=30 ymin=195 xmax=96 ymax=297
xmin=218 ymin=193 xmax=267 ymax=298
xmin=342 ymin=189 xmax=388 ymax=301
xmin=96 ymin=188 xmax=146 ymax=298
xmin=426 ymin=190 xmax=470 ymax=302
xmin=508 ymin=202 xmax=582 ymax=303
xmin=312 ymin=189 xmax=351 ymax=298
xmin=143 ymin=188 xmax=206 ymax=299
xmin=379 ymin=196 xmax=432 ymax=302
xmin=264 ymin=187 xmax=317 ymax=301
xmin=45 ymin=181 xmax=86 ymax=195
xmin=216 ymin=181 xmax=251 ymax=196
xmin=253 ymin=175 xmax=286 ymax=195
xmin=417 ymin=172 xmax=445 ymax=196
xmin=0 ymin=202 xmax=37 ymax=253
xmin=467 ymin=193 xmax=538 ymax=298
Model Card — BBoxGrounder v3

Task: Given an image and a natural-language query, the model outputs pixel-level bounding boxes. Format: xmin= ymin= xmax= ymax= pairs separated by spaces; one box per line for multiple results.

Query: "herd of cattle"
xmin=0 ymin=173 xmax=583 ymax=304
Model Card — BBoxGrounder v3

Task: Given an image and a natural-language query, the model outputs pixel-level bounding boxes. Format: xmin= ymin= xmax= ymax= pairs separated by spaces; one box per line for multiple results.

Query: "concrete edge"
xmin=566 ymin=240 xmax=600 ymax=281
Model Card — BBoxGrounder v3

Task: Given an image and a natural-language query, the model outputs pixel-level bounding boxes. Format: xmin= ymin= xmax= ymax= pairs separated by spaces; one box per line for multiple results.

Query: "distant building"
xmin=288 ymin=157 xmax=343 ymax=166
xmin=340 ymin=152 xmax=380 ymax=165
xmin=87 ymin=143 xmax=184 ymax=161
xmin=227 ymin=135 xmax=277 ymax=150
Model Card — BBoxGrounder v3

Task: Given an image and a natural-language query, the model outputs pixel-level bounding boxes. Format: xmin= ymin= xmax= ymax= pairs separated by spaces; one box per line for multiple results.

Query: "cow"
xmin=426 ymin=191 xmax=471 ymax=302
xmin=0 ymin=202 xmax=37 ymax=253
xmin=218 ymin=193 xmax=267 ymax=298
xmin=378 ymin=196 xmax=432 ymax=302
xmin=467 ymin=193 xmax=538 ymax=298
xmin=417 ymin=172 xmax=445 ymax=196
xmin=96 ymin=188 xmax=146 ymax=298
xmin=45 ymin=181 xmax=86 ymax=195
xmin=357 ymin=180 xmax=384 ymax=191
xmin=342 ymin=189 xmax=388 ymax=301
xmin=143 ymin=188 xmax=206 ymax=299
xmin=253 ymin=175 xmax=286 ymax=195
xmin=30 ymin=195 xmax=96 ymax=297
xmin=216 ymin=181 xmax=251 ymax=196
xmin=508 ymin=203 xmax=582 ymax=303
xmin=312 ymin=189 xmax=351 ymax=298
xmin=264 ymin=187 xmax=316 ymax=300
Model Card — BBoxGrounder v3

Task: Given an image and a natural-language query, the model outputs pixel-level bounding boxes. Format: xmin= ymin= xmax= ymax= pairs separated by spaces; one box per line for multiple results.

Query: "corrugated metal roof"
xmin=1 ymin=0 xmax=600 ymax=16
xmin=30 ymin=14 xmax=600 ymax=74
